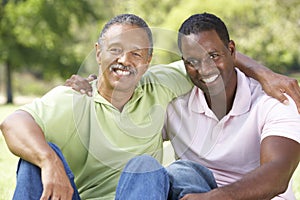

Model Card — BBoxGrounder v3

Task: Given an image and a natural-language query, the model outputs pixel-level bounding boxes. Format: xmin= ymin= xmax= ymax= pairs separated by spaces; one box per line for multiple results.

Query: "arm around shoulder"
xmin=235 ymin=52 xmax=300 ymax=113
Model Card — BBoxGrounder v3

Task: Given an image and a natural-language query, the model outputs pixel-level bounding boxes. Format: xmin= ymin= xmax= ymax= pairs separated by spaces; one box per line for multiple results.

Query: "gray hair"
xmin=98 ymin=14 xmax=153 ymax=56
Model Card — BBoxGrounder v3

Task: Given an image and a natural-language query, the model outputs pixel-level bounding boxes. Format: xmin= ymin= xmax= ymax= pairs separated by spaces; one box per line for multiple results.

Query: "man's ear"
xmin=95 ymin=42 xmax=101 ymax=64
xmin=147 ymin=54 xmax=152 ymax=65
xmin=228 ymin=40 xmax=236 ymax=56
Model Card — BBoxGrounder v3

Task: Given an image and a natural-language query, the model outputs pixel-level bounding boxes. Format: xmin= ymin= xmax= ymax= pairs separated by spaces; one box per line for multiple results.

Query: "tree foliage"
xmin=0 ymin=0 xmax=100 ymax=78
xmin=0 ymin=0 xmax=299 ymax=103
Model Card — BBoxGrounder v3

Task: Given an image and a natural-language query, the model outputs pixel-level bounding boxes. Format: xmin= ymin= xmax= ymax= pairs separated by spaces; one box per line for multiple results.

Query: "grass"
xmin=0 ymin=104 xmax=300 ymax=199
xmin=0 ymin=105 xmax=18 ymax=200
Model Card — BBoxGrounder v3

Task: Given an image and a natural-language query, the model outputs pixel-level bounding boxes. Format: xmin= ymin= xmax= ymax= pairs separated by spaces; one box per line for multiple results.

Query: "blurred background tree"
xmin=0 ymin=0 xmax=299 ymax=104
xmin=0 ymin=0 xmax=111 ymax=103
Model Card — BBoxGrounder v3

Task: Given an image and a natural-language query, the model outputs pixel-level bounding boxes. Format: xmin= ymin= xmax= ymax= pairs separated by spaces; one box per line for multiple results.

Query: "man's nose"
xmin=196 ymin=59 xmax=215 ymax=73
xmin=117 ymin=52 xmax=131 ymax=66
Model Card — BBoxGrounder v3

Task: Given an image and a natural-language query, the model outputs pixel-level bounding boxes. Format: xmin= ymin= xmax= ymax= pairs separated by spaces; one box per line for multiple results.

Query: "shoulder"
xmin=143 ymin=61 xmax=185 ymax=81
xmin=21 ymin=85 xmax=90 ymax=115
xmin=166 ymin=90 xmax=192 ymax=117
xmin=38 ymin=85 xmax=91 ymax=106
xmin=140 ymin=60 xmax=192 ymax=96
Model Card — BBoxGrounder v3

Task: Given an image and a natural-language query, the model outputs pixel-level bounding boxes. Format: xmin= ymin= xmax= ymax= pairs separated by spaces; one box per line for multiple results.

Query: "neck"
xmin=97 ymin=82 xmax=134 ymax=112
xmin=205 ymin=93 xmax=231 ymax=120
xmin=205 ymin=86 xmax=236 ymax=120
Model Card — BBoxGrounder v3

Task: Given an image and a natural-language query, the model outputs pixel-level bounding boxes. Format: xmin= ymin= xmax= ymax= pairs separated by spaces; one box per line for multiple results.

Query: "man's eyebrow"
xmin=208 ymin=50 xmax=218 ymax=54
xmin=128 ymin=45 xmax=150 ymax=52
xmin=107 ymin=42 xmax=122 ymax=47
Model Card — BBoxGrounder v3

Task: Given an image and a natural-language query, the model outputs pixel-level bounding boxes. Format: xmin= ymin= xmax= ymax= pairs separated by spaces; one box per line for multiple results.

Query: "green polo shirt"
xmin=21 ymin=61 xmax=192 ymax=199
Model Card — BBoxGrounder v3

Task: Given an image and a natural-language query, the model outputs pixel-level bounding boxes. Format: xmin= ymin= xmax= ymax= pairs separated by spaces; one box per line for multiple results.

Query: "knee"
xmin=168 ymin=160 xmax=213 ymax=176
xmin=123 ymin=155 xmax=163 ymax=173
xmin=167 ymin=160 xmax=216 ymax=187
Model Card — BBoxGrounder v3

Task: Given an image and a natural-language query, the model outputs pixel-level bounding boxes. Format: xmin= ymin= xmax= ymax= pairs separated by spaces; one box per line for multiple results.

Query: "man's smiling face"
xmin=96 ymin=23 xmax=152 ymax=92
xmin=181 ymin=29 xmax=236 ymax=96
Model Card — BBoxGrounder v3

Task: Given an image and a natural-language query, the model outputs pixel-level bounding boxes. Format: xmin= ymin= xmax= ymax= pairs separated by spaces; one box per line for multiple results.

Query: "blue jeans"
xmin=13 ymin=143 xmax=80 ymax=200
xmin=115 ymin=155 xmax=217 ymax=200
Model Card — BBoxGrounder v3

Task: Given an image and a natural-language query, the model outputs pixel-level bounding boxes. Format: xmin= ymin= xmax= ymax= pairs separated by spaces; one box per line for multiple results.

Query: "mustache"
xmin=109 ymin=64 xmax=137 ymax=75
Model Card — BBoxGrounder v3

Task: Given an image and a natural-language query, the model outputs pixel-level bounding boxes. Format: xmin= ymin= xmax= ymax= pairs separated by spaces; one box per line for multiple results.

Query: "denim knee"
xmin=13 ymin=142 xmax=80 ymax=200
xmin=115 ymin=155 xmax=169 ymax=200
xmin=166 ymin=160 xmax=217 ymax=199
xmin=48 ymin=142 xmax=74 ymax=178
xmin=122 ymin=154 xmax=164 ymax=173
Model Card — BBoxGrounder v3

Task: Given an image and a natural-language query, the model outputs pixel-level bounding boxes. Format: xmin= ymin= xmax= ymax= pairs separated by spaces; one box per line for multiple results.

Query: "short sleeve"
xmin=20 ymin=86 xmax=78 ymax=145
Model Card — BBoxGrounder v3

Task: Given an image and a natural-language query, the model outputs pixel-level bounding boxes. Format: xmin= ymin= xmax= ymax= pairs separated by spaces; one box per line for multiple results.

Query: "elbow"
xmin=0 ymin=111 xmax=23 ymax=140
xmin=0 ymin=117 xmax=10 ymax=136
xmin=272 ymin=170 xmax=295 ymax=196
xmin=0 ymin=117 xmax=15 ymax=152
xmin=276 ymin=182 xmax=289 ymax=195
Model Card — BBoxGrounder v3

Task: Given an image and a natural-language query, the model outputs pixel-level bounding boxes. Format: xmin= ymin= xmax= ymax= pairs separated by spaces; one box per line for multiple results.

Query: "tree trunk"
xmin=5 ymin=61 xmax=13 ymax=104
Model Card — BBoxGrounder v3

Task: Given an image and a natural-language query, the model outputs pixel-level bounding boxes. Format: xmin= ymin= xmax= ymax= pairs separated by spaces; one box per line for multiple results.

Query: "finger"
xmin=179 ymin=194 xmax=190 ymax=200
xmin=284 ymin=85 xmax=300 ymax=113
xmin=80 ymin=89 xmax=87 ymax=95
xmin=277 ymin=92 xmax=290 ymax=105
xmin=64 ymin=79 xmax=70 ymax=86
xmin=49 ymin=195 xmax=60 ymax=200
xmin=79 ymin=84 xmax=92 ymax=96
xmin=286 ymin=81 xmax=300 ymax=102
xmin=64 ymin=75 xmax=82 ymax=87
xmin=40 ymin=188 xmax=52 ymax=200
xmin=51 ymin=188 xmax=73 ymax=200
xmin=87 ymin=74 xmax=97 ymax=82
xmin=64 ymin=187 xmax=74 ymax=200
xmin=266 ymin=88 xmax=289 ymax=106
xmin=280 ymin=78 xmax=300 ymax=106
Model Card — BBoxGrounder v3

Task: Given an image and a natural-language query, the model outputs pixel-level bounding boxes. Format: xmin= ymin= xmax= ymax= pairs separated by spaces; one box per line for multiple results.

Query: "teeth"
xmin=109 ymin=64 xmax=132 ymax=76
xmin=115 ymin=69 xmax=130 ymax=76
xmin=202 ymin=74 xmax=218 ymax=83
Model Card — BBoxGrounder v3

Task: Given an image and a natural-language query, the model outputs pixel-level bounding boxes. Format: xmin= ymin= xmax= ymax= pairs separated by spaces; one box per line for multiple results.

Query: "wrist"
xmin=255 ymin=66 xmax=273 ymax=83
xmin=209 ymin=188 xmax=234 ymax=200
xmin=37 ymin=148 xmax=58 ymax=168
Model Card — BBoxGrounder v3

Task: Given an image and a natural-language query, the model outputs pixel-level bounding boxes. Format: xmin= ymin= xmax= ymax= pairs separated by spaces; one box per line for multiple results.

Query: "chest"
xmin=169 ymin=110 xmax=262 ymax=170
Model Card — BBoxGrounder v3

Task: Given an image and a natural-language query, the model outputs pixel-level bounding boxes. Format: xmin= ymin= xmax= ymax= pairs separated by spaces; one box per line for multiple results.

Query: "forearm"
xmin=235 ymin=52 xmax=300 ymax=112
xmin=1 ymin=110 xmax=75 ymax=199
xmin=212 ymin=163 xmax=291 ymax=200
xmin=0 ymin=110 xmax=57 ymax=168
xmin=208 ymin=137 xmax=300 ymax=200
xmin=235 ymin=52 xmax=272 ymax=82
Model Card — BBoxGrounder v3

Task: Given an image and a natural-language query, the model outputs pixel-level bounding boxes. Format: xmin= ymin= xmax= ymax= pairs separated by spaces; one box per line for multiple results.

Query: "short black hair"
xmin=98 ymin=14 xmax=153 ymax=56
xmin=178 ymin=13 xmax=230 ymax=52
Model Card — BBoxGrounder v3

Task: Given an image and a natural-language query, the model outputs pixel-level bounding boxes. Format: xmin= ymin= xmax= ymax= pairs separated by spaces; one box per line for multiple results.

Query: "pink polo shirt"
xmin=163 ymin=69 xmax=300 ymax=199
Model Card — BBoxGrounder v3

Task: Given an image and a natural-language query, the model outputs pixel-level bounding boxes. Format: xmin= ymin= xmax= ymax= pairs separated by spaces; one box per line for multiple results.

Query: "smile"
xmin=201 ymin=74 xmax=219 ymax=83
xmin=115 ymin=69 xmax=130 ymax=76
xmin=109 ymin=64 xmax=136 ymax=76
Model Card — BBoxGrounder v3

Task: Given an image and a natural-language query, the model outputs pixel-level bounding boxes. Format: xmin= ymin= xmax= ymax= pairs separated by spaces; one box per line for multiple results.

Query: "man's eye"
xmin=210 ymin=53 xmax=219 ymax=59
xmin=109 ymin=48 xmax=122 ymax=54
xmin=188 ymin=59 xmax=199 ymax=66
xmin=132 ymin=52 xmax=142 ymax=57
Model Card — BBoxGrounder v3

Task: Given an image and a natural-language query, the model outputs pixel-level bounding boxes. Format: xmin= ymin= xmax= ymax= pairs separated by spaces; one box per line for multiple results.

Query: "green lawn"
xmin=0 ymin=104 xmax=300 ymax=199
xmin=0 ymin=105 xmax=19 ymax=200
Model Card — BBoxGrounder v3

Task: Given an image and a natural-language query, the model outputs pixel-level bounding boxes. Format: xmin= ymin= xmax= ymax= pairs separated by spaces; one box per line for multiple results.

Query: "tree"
xmin=0 ymin=0 xmax=103 ymax=104
xmin=1 ymin=0 xmax=299 ymax=104
xmin=158 ymin=0 xmax=300 ymax=73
